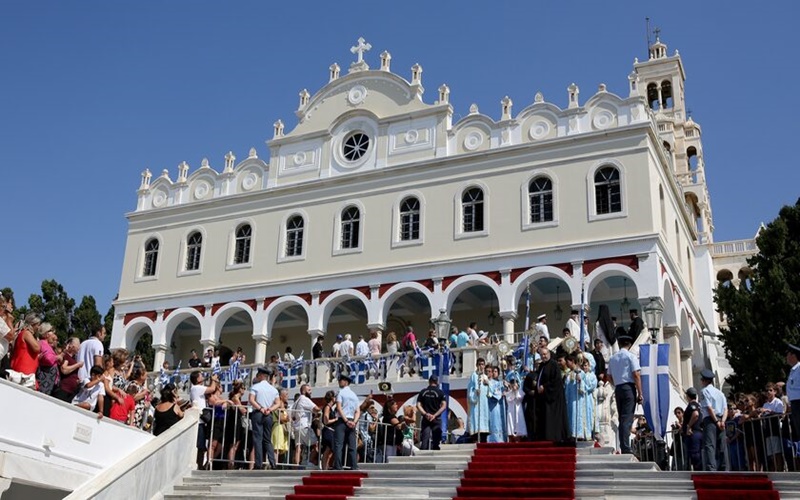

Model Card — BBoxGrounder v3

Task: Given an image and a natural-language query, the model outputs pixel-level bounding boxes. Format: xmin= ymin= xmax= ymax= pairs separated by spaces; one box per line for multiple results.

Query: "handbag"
xmin=200 ymin=408 xmax=212 ymax=426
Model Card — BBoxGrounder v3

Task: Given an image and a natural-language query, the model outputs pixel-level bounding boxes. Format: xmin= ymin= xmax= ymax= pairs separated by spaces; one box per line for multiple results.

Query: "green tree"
xmin=715 ymin=198 xmax=800 ymax=393
xmin=27 ymin=280 xmax=76 ymax=342
xmin=72 ymin=295 xmax=102 ymax=342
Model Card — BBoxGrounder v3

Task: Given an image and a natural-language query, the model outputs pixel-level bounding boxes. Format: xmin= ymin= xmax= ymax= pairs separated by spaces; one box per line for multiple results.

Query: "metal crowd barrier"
xmin=666 ymin=412 xmax=798 ymax=472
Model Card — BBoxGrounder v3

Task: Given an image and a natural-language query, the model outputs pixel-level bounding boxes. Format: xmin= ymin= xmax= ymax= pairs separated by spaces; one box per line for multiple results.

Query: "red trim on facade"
xmin=211 ymin=303 xmax=224 ymax=316
xmin=660 ymin=262 xmax=668 ymax=276
xmin=510 ymin=267 xmax=527 ymax=283
xmin=318 ymin=290 xmax=333 ymax=304
xmin=193 ymin=305 xmax=206 ymax=316
xmin=354 ymin=286 xmax=371 ymax=298
xmin=243 ymin=299 xmax=257 ymax=311
xmin=123 ymin=311 xmax=157 ymax=326
xmin=442 ymin=275 xmax=458 ymax=290
xmin=297 ymin=293 xmax=312 ymax=305
xmin=162 ymin=308 xmax=174 ymax=320
xmin=481 ymin=271 xmax=502 ymax=285
xmin=379 ymin=283 xmax=397 ymax=298
xmin=583 ymin=255 xmax=639 ymax=276
xmin=418 ymin=279 xmax=434 ymax=292
xmin=553 ymin=262 xmax=574 ymax=276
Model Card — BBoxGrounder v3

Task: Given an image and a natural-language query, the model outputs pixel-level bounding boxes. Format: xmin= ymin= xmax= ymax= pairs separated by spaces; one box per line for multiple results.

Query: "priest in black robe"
xmin=522 ymin=368 xmax=538 ymax=441
xmin=534 ymin=347 xmax=570 ymax=442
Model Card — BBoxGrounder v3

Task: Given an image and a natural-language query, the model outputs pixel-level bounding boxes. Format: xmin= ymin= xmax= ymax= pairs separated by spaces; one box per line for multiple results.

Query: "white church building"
xmin=109 ymin=35 xmax=734 ymax=396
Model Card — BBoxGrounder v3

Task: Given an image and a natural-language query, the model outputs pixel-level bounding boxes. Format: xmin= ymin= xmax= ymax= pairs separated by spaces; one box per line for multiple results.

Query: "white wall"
xmin=0 ymin=379 xmax=153 ymax=491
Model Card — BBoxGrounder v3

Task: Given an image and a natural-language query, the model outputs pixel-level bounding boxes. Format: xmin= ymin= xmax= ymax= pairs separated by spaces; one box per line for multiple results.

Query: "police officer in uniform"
xmin=698 ymin=369 xmax=727 ymax=471
xmin=416 ymin=375 xmax=446 ymax=450
xmin=786 ymin=342 xmax=800 ymax=441
xmin=606 ymin=334 xmax=642 ymax=454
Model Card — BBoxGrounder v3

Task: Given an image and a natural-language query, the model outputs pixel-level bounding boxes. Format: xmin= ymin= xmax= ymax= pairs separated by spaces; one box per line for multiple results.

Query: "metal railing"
xmin=661 ymin=412 xmax=798 ymax=472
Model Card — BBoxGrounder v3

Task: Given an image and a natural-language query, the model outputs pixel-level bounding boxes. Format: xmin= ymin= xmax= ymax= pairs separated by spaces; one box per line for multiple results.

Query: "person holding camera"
xmin=190 ymin=370 xmax=219 ymax=469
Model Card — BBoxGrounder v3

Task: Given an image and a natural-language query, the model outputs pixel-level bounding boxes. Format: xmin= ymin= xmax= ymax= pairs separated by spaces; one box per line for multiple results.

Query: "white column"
xmin=663 ymin=326 xmax=681 ymax=388
xmin=153 ymin=344 xmax=168 ymax=372
xmin=680 ymin=349 xmax=694 ymax=389
xmin=253 ymin=335 xmax=268 ymax=364
xmin=500 ymin=311 xmax=517 ymax=343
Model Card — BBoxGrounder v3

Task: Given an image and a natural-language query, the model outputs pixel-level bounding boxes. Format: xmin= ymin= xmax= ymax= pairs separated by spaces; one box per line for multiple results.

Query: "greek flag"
xmin=211 ymin=359 xmax=222 ymax=376
xmin=158 ymin=367 xmax=170 ymax=386
xmin=353 ymin=362 xmax=367 ymax=384
xmin=420 ymin=354 xmax=437 ymax=380
xmin=639 ymin=343 xmax=670 ymax=441
xmin=280 ymin=365 xmax=298 ymax=389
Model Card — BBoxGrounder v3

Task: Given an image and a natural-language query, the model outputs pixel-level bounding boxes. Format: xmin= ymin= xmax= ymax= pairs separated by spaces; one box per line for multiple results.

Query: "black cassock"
xmin=534 ymin=358 xmax=570 ymax=442
xmin=522 ymin=371 xmax=538 ymax=440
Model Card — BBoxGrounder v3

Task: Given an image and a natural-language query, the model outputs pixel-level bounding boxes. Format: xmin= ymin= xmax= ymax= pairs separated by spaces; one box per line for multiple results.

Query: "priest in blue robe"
xmin=467 ymin=357 xmax=490 ymax=442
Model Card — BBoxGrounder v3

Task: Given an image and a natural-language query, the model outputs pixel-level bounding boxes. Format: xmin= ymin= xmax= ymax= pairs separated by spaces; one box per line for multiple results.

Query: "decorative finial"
xmin=349 ymin=37 xmax=371 ymax=72
xmin=438 ymin=84 xmax=450 ymax=104
xmin=469 ymin=103 xmax=479 ymax=115
xmin=161 ymin=169 xmax=170 ymax=179
xmin=177 ymin=161 xmax=189 ymax=182
xmin=273 ymin=119 xmax=284 ymax=138
xmin=380 ymin=51 xmax=391 ymax=71
xmin=224 ymin=151 xmax=235 ymax=173
xmin=248 ymin=147 xmax=257 ymax=159
xmin=634 ymin=57 xmax=639 ymax=64
xmin=201 ymin=157 xmax=209 ymax=168
xmin=411 ymin=63 xmax=423 ymax=85
xmin=501 ymin=96 xmax=513 ymax=120
xmin=598 ymin=83 xmax=607 ymax=92
xmin=534 ymin=91 xmax=544 ymax=103
xmin=567 ymin=83 xmax=580 ymax=108
xmin=139 ymin=168 xmax=152 ymax=190
xmin=298 ymin=89 xmax=310 ymax=109
xmin=329 ymin=63 xmax=340 ymax=82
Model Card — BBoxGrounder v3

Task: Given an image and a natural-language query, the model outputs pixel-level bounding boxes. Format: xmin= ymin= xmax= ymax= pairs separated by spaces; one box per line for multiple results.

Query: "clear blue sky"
xmin=1 ymin=2 xmax=798 ymax=314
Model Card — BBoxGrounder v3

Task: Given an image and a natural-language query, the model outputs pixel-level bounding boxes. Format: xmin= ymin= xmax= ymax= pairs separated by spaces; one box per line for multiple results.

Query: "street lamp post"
xmin=433 ymin=308 xmax=452 ymax=343
xmin=643 ymin=297 xmax=665 ymax=344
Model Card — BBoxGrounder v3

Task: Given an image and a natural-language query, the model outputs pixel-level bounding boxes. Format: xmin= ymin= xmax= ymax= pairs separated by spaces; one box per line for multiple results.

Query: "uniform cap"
xmin=700 ymin=369 xmax=715 ymax=381
xmin=685 ymin=387 xmax=698 ymax=397
xmin=786 ymin=342 xmax=800 ymax=357
xmin=537 ymin=314 xmax=547 ymax=320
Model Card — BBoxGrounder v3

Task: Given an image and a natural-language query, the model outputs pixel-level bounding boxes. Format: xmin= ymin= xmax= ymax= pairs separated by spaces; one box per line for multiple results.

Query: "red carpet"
xmin=452 ymin=441 xmax=576 ymax=499
xmin=286 ymin=472 xmax=368 ymax=500
xmin=692 ymin=473 xmax=779 ymax=500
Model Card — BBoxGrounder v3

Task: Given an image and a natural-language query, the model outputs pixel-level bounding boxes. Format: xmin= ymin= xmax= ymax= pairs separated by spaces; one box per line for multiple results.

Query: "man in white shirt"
xmin=331 ymin=335 xmax=343 ymax=358
xmin=339 ymin=334 xmax=354 ymax=358
xmin=189 ymin=370 xmax=219 ymax=470
xmin=249 ymin=367 xmax=281 ymax=469
xmin=77 ymin=325 xmax=106 ymax=383
xmin=292 ymin=383 xmax=320 ymax=466
xmin=534 ymin=314 xmax=550 ymax=341
xmin=355 ymin=335 xmax=370 ymax=357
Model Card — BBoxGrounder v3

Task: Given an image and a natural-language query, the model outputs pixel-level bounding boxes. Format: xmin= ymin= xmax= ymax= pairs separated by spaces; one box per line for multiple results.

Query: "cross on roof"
xmin=654 ymin=27 xmax=661 ymax=41
xmin=351 ymin=37 xmax=372 ymax=64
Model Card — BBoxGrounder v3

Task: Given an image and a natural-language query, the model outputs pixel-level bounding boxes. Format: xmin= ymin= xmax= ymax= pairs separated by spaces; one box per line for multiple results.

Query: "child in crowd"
xmin=109 ymin=384 xmax=138 ymax=425
xmin=72 ymin=365 xmax=106 ymax=416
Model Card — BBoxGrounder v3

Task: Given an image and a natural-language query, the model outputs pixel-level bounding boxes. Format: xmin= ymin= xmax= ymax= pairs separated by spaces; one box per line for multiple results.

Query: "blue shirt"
xmin=456 ymin=331 xmax=469 ymax=348
xmin=250 ymin=380 xmax=279 ymax=410
xmin=788 ymin=363 xmax=800 ymax=401
xmin=699 ymin=384 xmax=727 ymax=418
xmin=336 ymin=385 xmax=360 ymax=419
xmin=608 ymin=348 xmax=640 ymax=384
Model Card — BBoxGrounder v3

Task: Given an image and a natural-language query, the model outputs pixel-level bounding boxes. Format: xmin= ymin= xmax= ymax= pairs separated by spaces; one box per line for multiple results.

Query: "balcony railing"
xmin=713 ymin=239 xmax=757 ymax=257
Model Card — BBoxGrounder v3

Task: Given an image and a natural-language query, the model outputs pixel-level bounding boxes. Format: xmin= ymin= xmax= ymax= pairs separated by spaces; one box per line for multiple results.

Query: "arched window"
xmin=660 ymin=80 xmax=673 ymax=109
xmin=462 ymin=188 xmax=484 ymax=232
xmin=234 ymin=224 xmax=252 ymax=264
xmin=528 ymin=177 xmax=553 ymax=223
xmin=399 ymin=197 xmax=420 ymax=241
xmin=646 ymin=83 xmax=659 ymax=110
xmin=341 ymin=207 xmax=360 ymax=249
xmin=286 ymin=215 xmax=304 ymax=257
xmin=186 ymin=232 xmax=202 ymax=271
xmin=142 ymin=238 xmax=159 ymax=277
xmin=594 ymin=167 xmax=621 ymax=214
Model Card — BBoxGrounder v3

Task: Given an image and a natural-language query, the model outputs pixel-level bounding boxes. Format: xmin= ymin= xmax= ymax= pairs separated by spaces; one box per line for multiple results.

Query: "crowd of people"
xmin=0 ymin=297 xmax=161 ymax=430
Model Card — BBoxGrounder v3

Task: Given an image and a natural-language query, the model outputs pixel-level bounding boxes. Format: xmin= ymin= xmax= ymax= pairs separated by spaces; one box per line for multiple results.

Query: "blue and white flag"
xmin=420 ymin=354 xmax=437 ymax=380
xmin=211 ymin=359 xmax=222 ymax=376
xmin=280 ymin=365 xmax=298 ymax=389
xmin=353 ymin=362 xmax=367 ymax=384
xmin=158 ymin=367 xmax=170 ymax=386
xmin=524 ymin=284 xmax=531 ymax=332
xmin=639 ymin=343 xmax=670 ymax=441
xmin=439 ymin=346 xmax=452 ymax=443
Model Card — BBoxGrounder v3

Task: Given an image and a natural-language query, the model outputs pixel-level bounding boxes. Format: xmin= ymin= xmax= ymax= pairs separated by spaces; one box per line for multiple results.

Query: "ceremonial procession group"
xmin=465 ymin=306 xmax=646 ymax=454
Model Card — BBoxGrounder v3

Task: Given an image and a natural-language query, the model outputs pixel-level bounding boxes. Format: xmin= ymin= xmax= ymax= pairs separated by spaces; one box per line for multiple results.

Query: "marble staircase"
xmin=163 ymin=443 xmax=800 ymax=500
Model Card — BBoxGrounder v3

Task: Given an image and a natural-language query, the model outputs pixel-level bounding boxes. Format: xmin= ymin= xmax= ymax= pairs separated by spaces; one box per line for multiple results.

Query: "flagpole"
xmin=579 ymin=281 xmax=586 ymax=351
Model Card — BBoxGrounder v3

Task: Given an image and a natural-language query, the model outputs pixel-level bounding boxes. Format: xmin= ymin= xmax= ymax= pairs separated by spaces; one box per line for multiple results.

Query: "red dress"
xmin=10 ymin=330 xmax=38 ymax=375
